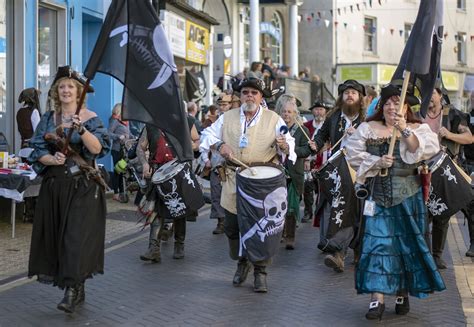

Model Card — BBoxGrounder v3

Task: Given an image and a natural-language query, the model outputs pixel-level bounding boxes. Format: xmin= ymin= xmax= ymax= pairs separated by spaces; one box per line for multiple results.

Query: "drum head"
xmin=238 ymin=165 xmax=282 ymax=179
xmin=152 ymin=159 xmax=185 ymax=184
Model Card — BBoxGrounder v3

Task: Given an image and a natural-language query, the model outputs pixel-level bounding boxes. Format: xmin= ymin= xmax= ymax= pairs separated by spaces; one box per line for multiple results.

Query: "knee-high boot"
xmin=140 ymin=218 xmax=161 ymax=262
xmin=467 ymin=204 xmax=474 ymax=257
xmin=173 ymin=218 xmax=186 ymax=259
xmin=284 ymin=215 xmax=296 ymax=250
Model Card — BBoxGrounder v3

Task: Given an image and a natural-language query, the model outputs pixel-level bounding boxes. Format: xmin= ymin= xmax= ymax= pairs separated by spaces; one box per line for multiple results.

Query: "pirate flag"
xmin=236 ymin=166 xmax=287 ymax=262
xmin=84 ymin=0 xmax=193 ymax=161
xmin=392 ymin=0 xmax=443 ymax=118
xmin=317 ymin=149 xmax=358 ymax=240
xmin=426 ymin=152 xmax=473 ymax=219
xmin=184 ymin=69 xmax=207 ymax=103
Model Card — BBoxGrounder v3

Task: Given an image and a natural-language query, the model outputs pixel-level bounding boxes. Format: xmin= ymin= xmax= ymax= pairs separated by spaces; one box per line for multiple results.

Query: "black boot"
xmin=233 ymin=258 xmax=251 ymax=286
xmin=365 ymin=301 xmax=385 ymax=320
xmin=467 ymin=208 xmax=474 ymax=257
xmin=395 ymin=296 xmax=410 ymax=315
xmin=432 ymin=217 xmax=449 ymax=269
xmin=74 ymin=282 xmax=85 ymax=306
xmin=173 ymin=218 xmax=186 ymax=259
xmin=57 ymin=287 xmax=78 ymax=313
xmin=284 ymin=215 xmax=296 ymax=250
xmin=466 ymin=243 xmax=474 ymax=257
xmin=253 ymin=265 xmax=268 ymax=293
xmin=140 ymin=219 xmax=161 ymax=262
xmin=173 ymin=242 xmax=185 ymax=259
xmin=212 ymin=218 xmax=225 ymax=234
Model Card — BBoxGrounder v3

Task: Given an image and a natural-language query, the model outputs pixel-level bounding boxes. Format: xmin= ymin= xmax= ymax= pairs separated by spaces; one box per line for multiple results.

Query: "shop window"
xmin=457 ymin=32 xmax=467 ymax=64
xmin=270 ymin=12 xmax=282 ymax=67
xmin=404 ymin=23 xmax=412 ymax=44
xmin=0 ymin=0 xmax=10 ymax=141
xmin=364 ymin=16 xmax=376 ymax=53
xmin=38 ymin=6 xmax=59 ymax=112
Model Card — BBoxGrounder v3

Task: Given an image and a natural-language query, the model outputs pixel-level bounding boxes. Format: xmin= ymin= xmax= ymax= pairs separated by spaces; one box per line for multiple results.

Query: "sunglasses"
xmin=241 ymin=90 xmax=260 ymax=96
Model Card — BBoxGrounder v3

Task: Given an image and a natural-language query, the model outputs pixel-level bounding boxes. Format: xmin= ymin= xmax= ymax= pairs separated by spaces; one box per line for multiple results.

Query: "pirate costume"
xmin=27 ymin=66 xmax=111 ymax=314
xmin=200 ymin=78 xmax=296 ymax=293
xmin=312 ymin=80 xmax=365 ymax=272
xmin=345 ymin=83 xmax=445 ymax=319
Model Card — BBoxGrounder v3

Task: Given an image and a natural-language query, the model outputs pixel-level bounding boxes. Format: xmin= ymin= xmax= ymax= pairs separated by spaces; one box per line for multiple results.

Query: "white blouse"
xmin=345 ymin=122 xmax=440 ymax=184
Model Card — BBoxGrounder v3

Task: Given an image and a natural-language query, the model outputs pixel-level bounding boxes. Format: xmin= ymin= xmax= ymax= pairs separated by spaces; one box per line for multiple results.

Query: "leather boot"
xmin=212 ymin=218 xmax=225 ymax=234
xmin=467 ymin=209 xmax=474 ymax=257
xmin=324 ymin=251 xmax=344 ymax=273
xmin=173 ymin=218 xmax=186 ymax=259
xmin=253 ymin=265 xmax=268 ymax=293
xmin=432 ymin=218 xmax=448 ymax=269
xmin=57 ymin=287 xmax=78 ymax=313
xmin=140 ymin=219 xmax=161 ymax=262
xmin=233 ymin=258 xmax=251 ymax=286
xmin=285 ymin=215 xmax=296 ymax=250
xmin=75 ymin=282 xmax=85 ymax=306
xmin=173 ymin=243 xmax=185 ymax=259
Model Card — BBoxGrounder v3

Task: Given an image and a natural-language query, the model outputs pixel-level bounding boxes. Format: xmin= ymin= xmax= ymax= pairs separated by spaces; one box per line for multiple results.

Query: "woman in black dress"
xmin=28 ymin=66 xmax=111 ymax=314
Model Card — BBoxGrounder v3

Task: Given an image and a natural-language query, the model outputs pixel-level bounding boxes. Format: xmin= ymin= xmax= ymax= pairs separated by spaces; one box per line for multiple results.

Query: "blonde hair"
xmin=49 ymin=77 xmax=87 ymax=114
xmin=112 ymin=103 xmax=122 ymax=116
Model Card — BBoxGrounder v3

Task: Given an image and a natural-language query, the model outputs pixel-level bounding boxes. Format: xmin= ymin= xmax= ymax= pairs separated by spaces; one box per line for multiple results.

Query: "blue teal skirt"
xmin=356 ymin=190 xmax=446 ymax=298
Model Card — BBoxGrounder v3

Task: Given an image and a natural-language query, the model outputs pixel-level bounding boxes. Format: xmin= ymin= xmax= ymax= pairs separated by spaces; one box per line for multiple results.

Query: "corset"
xmin=366 ymin=138 xmax=420 ymax=208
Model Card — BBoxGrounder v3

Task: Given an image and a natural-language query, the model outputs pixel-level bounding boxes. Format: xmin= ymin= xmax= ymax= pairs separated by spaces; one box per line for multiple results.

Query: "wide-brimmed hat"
xmin=232 ymin=78 xmax=272 ymax=98
xmin=309 ymin=100 xmax=331 ymax=111
xmin=52 ymin=66 xmax=94 ymax=93
xmin=379 ymin=82 xmax=420 ymax=107
xmin=216 ymin=93 xmax=232 ymax=105
xmin=337 ymin=79 xmax=366 ymax=96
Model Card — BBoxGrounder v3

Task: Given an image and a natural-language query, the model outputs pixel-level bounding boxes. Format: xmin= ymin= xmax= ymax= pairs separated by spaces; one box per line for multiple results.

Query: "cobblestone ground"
xmin=0 ymin=205 xmax=466 ymax=327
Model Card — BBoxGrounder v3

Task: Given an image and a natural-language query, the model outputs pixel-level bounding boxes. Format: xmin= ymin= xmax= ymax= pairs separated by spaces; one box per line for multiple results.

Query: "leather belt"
xmin=391 ymin=168 xmax=418 ymax=177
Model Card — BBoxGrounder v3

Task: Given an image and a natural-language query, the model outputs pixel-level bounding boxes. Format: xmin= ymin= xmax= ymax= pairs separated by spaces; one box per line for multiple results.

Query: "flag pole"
xmin=379 ymin=70 xmax=411 ymax=177
xmin=62 ymin=78 xmax=91 ymax=154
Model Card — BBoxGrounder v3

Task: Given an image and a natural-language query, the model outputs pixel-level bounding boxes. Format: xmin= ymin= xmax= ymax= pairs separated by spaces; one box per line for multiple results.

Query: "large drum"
xmin=426 ymin=151 xmax=473 ymax=219
xmin=236 ymin=164 xmax=286 ymax=262
xmin=152 ymin=159 xmax=204 ymax=220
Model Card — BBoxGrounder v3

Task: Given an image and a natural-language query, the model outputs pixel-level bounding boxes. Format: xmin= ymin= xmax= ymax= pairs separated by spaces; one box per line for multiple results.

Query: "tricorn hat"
xmin=379 ymin=82 xmax=420 ymax=107
xmin=52 ymin=66 xmax=94 ymax=93
xmin=338 ymin=79 xmax=366 ymax=96
xmin=232 ymin=78 xmax=272 ymax=98
xmin=309 ymin=100 xmax=331 ymax=111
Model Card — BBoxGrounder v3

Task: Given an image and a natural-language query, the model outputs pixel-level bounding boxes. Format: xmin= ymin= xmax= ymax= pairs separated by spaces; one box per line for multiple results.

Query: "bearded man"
xmin=200 ymin=78 xmax=296 ymax=293
xmin=309 ymin=79 xmax=366 ymax=273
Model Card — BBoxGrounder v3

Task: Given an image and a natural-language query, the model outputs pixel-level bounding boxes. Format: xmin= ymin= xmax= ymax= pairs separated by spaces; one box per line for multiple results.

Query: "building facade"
xmin=299 ymin=0 xmax=474 ymax=111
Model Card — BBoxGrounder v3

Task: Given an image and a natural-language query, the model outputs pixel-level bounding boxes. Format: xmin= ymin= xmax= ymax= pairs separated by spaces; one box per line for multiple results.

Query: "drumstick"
xmin=230 ymin=157 xmax=257 ymax=175
xmin=294 ymin=119 xmax=311 ymax=141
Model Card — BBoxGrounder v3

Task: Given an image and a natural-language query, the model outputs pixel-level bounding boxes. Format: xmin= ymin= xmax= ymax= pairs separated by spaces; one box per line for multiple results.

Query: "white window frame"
xmin=457 ymin=32 xmax=467 ymax=65
xmin=364 ymin=16 xmax=376 ymax=54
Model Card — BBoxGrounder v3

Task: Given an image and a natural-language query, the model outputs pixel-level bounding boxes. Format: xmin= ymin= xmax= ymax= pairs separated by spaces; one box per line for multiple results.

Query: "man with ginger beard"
xmin=309 ymin=79 xmax=366 ymax=273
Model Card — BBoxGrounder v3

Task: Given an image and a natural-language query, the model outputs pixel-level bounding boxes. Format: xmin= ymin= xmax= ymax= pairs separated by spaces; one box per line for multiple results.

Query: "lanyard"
xmin=242 ymin=107 xmax=261 ymax=135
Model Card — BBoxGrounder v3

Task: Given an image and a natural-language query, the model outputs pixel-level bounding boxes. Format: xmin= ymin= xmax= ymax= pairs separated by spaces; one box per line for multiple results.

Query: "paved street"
xmin=0 ymin=203 xmax=471 ymax=326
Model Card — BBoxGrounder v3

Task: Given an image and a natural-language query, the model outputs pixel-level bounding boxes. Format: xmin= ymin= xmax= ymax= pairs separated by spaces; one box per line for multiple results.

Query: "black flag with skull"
xmin=84 ymin=0 xmax=193 ymax=161
xmin=236 ymin=166 xmax=287 ymax=262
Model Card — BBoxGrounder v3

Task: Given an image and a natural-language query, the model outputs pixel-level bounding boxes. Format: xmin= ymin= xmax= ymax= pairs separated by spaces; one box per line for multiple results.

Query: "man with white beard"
xmin=302 ymin=101 xmax=330 ymax=224
xmin=200 ymin=78 xmax=296 ymax=293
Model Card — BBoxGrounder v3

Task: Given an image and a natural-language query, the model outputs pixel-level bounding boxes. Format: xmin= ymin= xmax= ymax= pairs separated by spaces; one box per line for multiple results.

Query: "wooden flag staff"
xmin=379 ymin=71 xmax=411 ymax=177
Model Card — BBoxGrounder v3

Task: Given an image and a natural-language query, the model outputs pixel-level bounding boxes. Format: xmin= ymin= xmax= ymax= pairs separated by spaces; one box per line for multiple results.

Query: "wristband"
xmin=215 ymin=141 xmax=225 ymax=152
xmin=401 ymin=127 xmax=412 ymax=138
xmin=78 ymin=126 xmax=86 ymax=135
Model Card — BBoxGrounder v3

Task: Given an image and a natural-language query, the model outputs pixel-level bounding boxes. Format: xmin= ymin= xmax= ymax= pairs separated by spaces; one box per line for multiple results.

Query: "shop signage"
xmin=223 ymin=35 xmax=232 ymax=58
xmin=378 ymin=65 xmax=396 ymax=85
xmin=260 ymin=22 xmax=282 ymax=43
xmin=162 ymin=11 xmax=186 ymax=59
xmin=340 ymin=66 xmax=373 ymax=83
xmin=442 ymin=71 xmax=459 ymax=91
xmin=186 ymin=21 xmax=209 ymax=65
